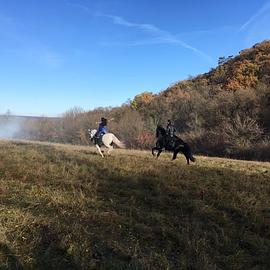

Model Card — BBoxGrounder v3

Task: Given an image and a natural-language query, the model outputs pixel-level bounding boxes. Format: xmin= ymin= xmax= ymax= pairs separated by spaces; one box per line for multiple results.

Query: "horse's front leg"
xmin=172 ymin=149 xmax=179 ymax=160
xmin=96 ymin=144 xmax=104 ymax=158
xmin=156 ymin=149 xmax=162 ymax=158
xmin=152 ymin=147 xmax=162 ymax=158
xmin=152 ymin=147 xmax=158 ymax=156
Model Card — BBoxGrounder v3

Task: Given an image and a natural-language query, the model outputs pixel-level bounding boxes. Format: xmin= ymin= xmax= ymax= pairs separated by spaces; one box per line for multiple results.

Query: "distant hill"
xmin=0 ymin=115 xmax=60 ymax=121
xmin=128 ymin=40 xmax=270 ymax=160
xmin=203 ymin=40 xmax=270 ymax=90
xmin=6 ymin=40 xmax=269 ymax=160
xmin=163 ymin=40 xmax=270 ymax=95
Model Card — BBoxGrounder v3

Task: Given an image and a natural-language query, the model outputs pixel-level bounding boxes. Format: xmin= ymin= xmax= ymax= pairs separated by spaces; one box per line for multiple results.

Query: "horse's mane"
xmin=156 ymin=125 xmax=166 ymax=137
xmin=156 ymin=125 xmax=185 ymax=143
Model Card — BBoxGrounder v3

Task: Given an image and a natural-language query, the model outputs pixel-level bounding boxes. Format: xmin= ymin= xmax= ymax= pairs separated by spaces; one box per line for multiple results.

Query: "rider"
xmin=166 ymin=120 xmax=176 ymax=148
xmin=93 ymin=117 xmax=108 ymax=144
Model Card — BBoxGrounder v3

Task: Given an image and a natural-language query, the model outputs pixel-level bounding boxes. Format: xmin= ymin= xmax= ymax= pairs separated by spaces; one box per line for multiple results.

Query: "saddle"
xmin=94 ymin=134 xmax=104 ymax=146
xmin=166 ymin=135 xmax=176 ymax=149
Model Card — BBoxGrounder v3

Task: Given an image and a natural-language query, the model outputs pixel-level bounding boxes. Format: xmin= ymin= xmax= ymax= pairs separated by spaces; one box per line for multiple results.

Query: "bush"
xmin=227 ymin=139 xmax=270 ymax=161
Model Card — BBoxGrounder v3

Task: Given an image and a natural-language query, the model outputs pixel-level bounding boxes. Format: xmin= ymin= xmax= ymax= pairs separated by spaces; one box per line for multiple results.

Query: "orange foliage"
xmin=226 ymin=60 xmax=259 ymax=90
xmin=131 ymin=92 xmax=155 ymax=110
xmin=136 ymin=131 xmax=155 ymax=149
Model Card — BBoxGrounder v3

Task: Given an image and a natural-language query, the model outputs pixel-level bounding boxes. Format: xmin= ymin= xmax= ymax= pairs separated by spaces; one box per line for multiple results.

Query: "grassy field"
xmin=0 ymin=140 xmax=270 ymax=270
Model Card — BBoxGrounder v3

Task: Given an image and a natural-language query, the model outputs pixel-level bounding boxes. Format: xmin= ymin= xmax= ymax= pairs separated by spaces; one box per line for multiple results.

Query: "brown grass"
xmin=0 ymin=140 xmax=270 ymax=269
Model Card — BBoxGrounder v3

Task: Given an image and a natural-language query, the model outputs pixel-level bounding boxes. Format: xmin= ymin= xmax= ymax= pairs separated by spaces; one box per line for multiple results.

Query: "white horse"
xmin=88 ymin=129 xmax=125 ymax=157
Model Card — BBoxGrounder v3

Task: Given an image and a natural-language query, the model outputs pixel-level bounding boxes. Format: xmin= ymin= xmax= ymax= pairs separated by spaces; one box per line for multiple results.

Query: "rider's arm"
xmin=97 ymin=123 xmax=103 ymax=132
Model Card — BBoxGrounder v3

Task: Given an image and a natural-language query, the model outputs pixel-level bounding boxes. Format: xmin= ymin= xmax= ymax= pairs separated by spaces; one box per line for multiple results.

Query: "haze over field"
xmin=0 ymin=115 xmax=47 ymax=139
xmin=0 ymin=120 xmax=21 ymax=139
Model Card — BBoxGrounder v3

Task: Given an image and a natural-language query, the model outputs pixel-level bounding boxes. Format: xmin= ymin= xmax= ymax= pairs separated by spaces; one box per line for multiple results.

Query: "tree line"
xmin=13 ymin=40 xmax=270 ymax=161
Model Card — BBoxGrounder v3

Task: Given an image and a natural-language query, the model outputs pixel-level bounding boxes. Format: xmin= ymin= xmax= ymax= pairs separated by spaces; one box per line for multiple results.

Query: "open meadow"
xmin=0 ymin=140 xmax=270 ymax=269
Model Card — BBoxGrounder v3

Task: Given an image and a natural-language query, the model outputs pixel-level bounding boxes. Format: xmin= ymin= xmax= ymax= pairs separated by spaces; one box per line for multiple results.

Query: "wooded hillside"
xmin=11 ymin=40 xmax=270 ymax=161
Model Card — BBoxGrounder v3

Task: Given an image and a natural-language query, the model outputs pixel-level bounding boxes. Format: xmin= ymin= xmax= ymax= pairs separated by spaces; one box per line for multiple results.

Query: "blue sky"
xmin=0 ymin=0 xmax=270 ymax=116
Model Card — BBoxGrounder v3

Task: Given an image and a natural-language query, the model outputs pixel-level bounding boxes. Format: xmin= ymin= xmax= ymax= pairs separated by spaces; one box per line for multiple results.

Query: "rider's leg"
xmin=170 ymin=136 xmax=175 ymax=148
xmin=94 ymin=136 xmax=99 ymax=145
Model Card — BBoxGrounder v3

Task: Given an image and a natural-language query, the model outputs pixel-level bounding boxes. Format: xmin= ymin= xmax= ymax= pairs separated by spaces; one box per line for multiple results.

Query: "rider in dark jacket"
xmin=166 ymin=120 xmax=176 ymax=147
xmin=166 ymin=120 xmax=176 ymax=137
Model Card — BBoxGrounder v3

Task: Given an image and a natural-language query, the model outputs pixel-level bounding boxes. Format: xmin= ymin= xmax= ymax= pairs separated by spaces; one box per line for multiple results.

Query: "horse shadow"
xmin=0 ymin=243 xmax=24 ymax=270
xmin=32 ymin=225 xmax=78 ymax=270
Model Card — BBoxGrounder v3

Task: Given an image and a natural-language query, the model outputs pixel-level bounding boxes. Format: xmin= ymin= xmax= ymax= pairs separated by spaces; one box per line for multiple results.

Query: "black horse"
xmin=152 ymin=125 xmax=196 ymax=164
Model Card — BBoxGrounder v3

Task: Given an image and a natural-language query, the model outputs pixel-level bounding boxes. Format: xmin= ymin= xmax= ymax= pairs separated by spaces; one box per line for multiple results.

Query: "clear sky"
xmin=0 ymin=0 xmax=269 ymax=116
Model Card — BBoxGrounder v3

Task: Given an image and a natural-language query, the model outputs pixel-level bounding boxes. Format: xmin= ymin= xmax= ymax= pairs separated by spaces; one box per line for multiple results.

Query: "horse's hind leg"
xmin=184 ymin=145 xmax=195 ymax=163
xmin=189 ymin=153 xmax=196 ymax=162
xmin=184 ymin=153 xmax=190 ymax=165
xmin=107 ymin=145 xmax=113 ymax=155
xmin=182 ymin=149 xmax=192 ymax=165
xmin=102 ymin=138 xmax=113 ymax=156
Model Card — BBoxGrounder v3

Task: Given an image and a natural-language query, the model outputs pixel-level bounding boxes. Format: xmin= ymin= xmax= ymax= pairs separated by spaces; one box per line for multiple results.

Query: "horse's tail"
xmin=183 ymin=142 xmax=196 ymax=162
xmin=186 ymin=145 xmax=196 ymax=162
xmin=112 ymin=135 xmax=125 ymax=148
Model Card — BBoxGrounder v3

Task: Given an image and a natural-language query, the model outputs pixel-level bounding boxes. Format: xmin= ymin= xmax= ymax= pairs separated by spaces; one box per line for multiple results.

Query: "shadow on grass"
xmin=32 ymin=225 xmax=78 ymax=270
xmin=0 ymin=243 xmax=24 ymax=270
xmin=2 ymin=152 xmax=270 ymax=269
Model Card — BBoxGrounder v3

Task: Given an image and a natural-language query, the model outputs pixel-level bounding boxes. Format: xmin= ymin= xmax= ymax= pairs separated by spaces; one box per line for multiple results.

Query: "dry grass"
xmin=0 ymin=140 xmax=270 ymax=269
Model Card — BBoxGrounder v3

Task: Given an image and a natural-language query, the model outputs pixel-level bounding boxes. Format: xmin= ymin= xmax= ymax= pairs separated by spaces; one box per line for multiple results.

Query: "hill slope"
xmin=127 ymin=40 xmax=270 ymax=159
xmin=12 ymin=41 xmax=270 ymax=161
xmin=166 ymin=40 xmax=270 ymax=93
xmin=1 ymin=140 xmax=270 ymax=269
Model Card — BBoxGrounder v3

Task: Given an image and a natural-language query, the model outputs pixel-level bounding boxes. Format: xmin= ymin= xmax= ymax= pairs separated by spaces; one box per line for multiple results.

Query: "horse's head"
xmin=88 ymin=129 xmax=97 ymax=139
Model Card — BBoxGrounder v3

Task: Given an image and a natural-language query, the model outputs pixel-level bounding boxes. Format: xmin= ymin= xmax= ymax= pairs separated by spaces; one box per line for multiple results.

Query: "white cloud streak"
xmin=239 ymin=0 xmax=270 ymax=31
xmin=66 ymin=3 xmax=214 ymax=63
xmin=66 ymin=2 xmax=93 ymax=15
xmin=98 ymin=14 xmax=213 ymax=63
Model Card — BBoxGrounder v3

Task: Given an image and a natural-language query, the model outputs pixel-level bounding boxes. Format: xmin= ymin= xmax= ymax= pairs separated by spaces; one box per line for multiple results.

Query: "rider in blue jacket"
xmin=94 ymin=117 xmax=107 ymax=144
